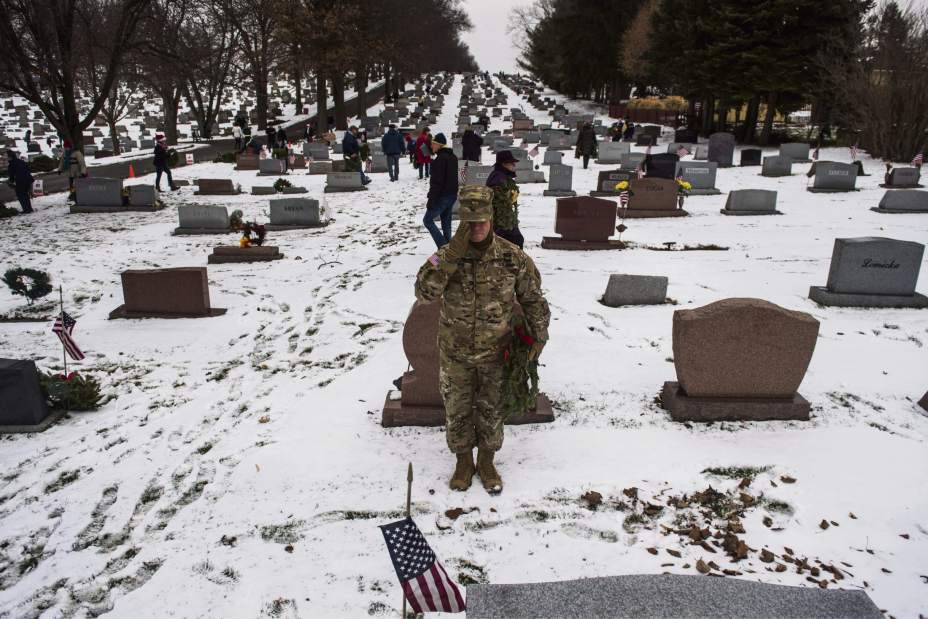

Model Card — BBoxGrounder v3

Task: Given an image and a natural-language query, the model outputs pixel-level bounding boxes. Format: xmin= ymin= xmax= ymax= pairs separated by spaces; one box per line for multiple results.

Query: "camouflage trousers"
xmin=439 ymin=352 xmax=505 ymax=454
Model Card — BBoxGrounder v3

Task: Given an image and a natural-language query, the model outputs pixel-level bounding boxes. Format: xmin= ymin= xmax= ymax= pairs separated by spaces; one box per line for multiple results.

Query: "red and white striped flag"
xmin=676 ymin=146 xmax=690 ymax=158
xmin=380 ymin=517 xmax=465 ymax=614
xmin=52 ymin=311 xmax=85 ymax=361
xmin=912 ymin=152 xmax=924 ymax=167
xmin=619 ymin=189 xmax=629 ymax=207
xmin=528 ymin=145 xmax=539 ymax=158
xmin=460 ymin=162 xmax=468 ymax=183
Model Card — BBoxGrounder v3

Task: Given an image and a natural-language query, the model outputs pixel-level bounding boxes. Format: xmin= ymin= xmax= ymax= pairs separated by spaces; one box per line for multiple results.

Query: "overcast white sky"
xmin=459 ymin=0 xmax=928 ymax=74
xmin=459 ymin=0 xmax=535 ymax=73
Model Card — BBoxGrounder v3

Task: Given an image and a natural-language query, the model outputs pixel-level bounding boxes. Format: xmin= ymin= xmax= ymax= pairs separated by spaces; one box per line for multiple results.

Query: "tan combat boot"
xmin=449 ymin=451 xmax=475 ymax=491
xmin=476 ymin=449 xmax=502 ymax=495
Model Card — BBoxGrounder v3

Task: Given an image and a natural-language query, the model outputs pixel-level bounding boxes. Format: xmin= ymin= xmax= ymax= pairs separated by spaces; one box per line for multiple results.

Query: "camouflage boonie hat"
xmin=458 ymin=185 xmax=493 ymax=222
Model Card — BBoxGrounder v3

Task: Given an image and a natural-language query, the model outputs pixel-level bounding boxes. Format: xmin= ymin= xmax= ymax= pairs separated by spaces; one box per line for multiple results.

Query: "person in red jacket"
xmin=415 ymin=128 xmax=433 ymax=180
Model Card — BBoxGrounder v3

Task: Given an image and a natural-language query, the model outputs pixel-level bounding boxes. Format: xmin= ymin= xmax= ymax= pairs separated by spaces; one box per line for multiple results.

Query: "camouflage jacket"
xmin=415 ymin=236 xmax=550 ymax=364
xmin=491 ymin=178 xmax=520 ymax=231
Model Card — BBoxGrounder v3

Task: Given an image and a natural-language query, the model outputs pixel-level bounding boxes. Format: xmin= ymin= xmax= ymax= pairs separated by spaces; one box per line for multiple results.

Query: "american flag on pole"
xmin=528 ymin=145 xmax=539 ymax=158
xmin=380 ymin=517 xmax=465 ymax=613
xmin=52 ymin=311 xmax=85 ymax=361
xmin=676 ymin=145 xmax=690 ymax=158
xmin=460 ymin=162 xmax=468 ymax=183
xmin=912 ymin=152 xmax=924 ymax=167
xmin=619 ymin=189 xmax=629 ymax=207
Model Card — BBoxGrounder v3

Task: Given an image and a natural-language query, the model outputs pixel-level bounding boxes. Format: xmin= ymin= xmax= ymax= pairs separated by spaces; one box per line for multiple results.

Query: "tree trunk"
xmin=293 ymin=56 xmax=303 ymax=112
xmin=701 ymin=97 xmax=714 ymax=136
xmin=687 ymin=98 xmax=697 ymax=128
xmin=332 ymin=72 xmax=347 ymax=130
xmin=255 ymin=70 xmax=269 ymax=131
xmin=316 ymin=71 xmax=328 ymax=135
xmin=161 ymin=88 xmax=180 ymax=146
xmin=759 ymin=91 xmax=778 ymax=146
xmin=108 ymin=120 xmax=121 ymax=156
xmin=355 ymin=65 xmax=368 ymax=114
xmin=743 ymin=95 xmax=760 ymax=144
xmin=383 ymin=63 xmax=391 ymax=103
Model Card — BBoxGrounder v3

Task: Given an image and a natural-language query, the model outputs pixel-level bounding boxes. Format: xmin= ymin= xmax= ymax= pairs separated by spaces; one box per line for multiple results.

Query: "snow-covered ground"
xmin=1 ymin=74 xmax=927 ymax=618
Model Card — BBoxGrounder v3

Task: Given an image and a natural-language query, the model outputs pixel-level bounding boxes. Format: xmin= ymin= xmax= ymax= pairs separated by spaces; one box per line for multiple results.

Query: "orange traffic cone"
xmin=128 ymin=164 xmax=136 ymax=178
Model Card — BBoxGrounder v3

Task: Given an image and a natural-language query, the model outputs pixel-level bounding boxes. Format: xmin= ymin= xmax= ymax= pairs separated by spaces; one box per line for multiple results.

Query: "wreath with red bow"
xmin=500 ymin=314 xmax=539 ymax=420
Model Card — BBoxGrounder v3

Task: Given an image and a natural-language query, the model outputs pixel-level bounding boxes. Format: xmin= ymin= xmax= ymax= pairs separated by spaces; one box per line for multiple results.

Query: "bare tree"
xmin=182 ymin=4 xmax=239 ymax=139
xmin=0 ymin=0 xmax=152 ymax=150
xmin=221 ymin=0 xmax=280 ymax=130
xmin=97 ymin=66 xmax=143 ymax=155
xmin=821 ymin=3 xmax=928 ymax=160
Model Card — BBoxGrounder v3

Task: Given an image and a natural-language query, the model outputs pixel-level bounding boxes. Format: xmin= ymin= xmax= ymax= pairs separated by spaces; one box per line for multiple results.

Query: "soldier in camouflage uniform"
xmin=415 ymin=185 xmax=550 ymax=494
xmin=486 ymin=150 xmax=523 ymax=249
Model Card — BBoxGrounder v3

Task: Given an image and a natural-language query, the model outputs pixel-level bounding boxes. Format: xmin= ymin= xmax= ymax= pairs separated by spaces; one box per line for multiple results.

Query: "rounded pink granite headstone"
xmin=400 ymin=300 xmax=442 ymax=406
xmin=672 ymin=298 xmax=819 ymax=398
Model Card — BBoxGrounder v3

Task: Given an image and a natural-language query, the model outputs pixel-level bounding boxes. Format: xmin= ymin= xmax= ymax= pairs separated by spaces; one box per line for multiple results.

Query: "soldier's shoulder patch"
xmin=428 ymin=253 xmax=440 ymax=267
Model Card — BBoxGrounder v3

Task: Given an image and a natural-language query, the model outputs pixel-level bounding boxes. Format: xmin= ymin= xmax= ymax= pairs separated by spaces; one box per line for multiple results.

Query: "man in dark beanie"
xmin=424 ymin=132 xmax=459 ymax=248
xmin=486 ymin=150 xmax=523 ymax=248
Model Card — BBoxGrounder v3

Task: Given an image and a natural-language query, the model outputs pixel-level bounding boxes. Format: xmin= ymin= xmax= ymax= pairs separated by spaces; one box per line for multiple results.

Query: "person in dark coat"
xmin=461 ymin=127 xmax=483 ymax=163
xmin=486 ymin=150 xmax=523 ymax=248
xmin=623 ymin=119 xmax=635 ymax=141
xmin=153 ymin=133 xmax=177 ymax=191
xmin=276 ymin=126 xmax=287 ymax=149
xmin=405 ymin=132 xmax=416 ymax=164
xmin=6 ymin=150 xmax=35 ymax=213
xmin=575 ymin=122 xmax=598 ymax=169
xmin=380 ymin=124 xmax=405 ymax=181
xmin=342 ymin=126 xmax=370 ymax=185
xmin=424 ymin=133 xmax=458 ymax=248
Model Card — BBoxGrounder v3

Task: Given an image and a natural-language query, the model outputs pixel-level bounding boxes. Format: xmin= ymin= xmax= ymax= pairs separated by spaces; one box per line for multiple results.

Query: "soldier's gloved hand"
xmin=443 ymin=221 xmax=471 ymax=264
xmin=528 ymin=341 xmax=545 ymax=361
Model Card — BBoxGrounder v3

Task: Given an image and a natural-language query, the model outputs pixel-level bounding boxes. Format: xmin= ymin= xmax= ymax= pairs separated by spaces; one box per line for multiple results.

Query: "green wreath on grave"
xmin=3 ymin=268 xmax=53 ymax=305
xmin=273 ymin=177 xmax=292 ymax=192
xmin=500 ymin=314 xmax=540 ymax=420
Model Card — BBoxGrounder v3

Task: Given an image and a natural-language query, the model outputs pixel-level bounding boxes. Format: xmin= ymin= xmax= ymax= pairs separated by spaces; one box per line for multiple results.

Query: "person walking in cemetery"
xmin=486 ymin=150 xmax=523 ymax=249
xmin=265 ymin=126 xmax=276 ymax=150
xmin=381 ymin=124 xmax=404 ymax=181
xmin=5 ymin=149 xmax=35 ymax=213
xmin=24 ymin=129 xmax=31 ymax=144
xmin=424 ymin=133 xmax=458 ymax=248
xmin=575 ymin=121 xmax=598 ymax=169
xmin=56 ymin=140 xmax=87 ymax=199
xmin=462 ymin=126 xmax=483 ymax=163
xmin=405 ymin=132 xmax=416 ymax=165
xmin=415 ymin=127 xmax=433 ymax=179
xmin=232 ymin=124 xmax=243 ymax=152
xmin=152 ymin=134 xmax=177 ymax=191
xmin=415 ymin=186 xmax=550 ymax=494
xmin=276 ymin=126 xmax=287 ymax=149
xmin=342 ymin=125 xmax=371 ymax=185
xmin=623 ymin=118 xmax=635 ymax=141
xmin=191 ymin=125 xmax=200 ymax=142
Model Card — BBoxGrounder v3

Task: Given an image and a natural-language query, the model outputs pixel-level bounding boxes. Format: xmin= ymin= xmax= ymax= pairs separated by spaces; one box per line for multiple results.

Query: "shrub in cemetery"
xmin=3 ymin=268 xmax=53 ymax=304
xmin=273 ymin=178 xmax=292 ymax=192
xmin=213 ymin=152 xmax=237 ymax=164
xmin=28 ymin=155 xmax=60 ymax=174
xmin=0 ymin=206 xmax=19 ymax=218
xmin=40 ymin=371 xmax=103 ymax=411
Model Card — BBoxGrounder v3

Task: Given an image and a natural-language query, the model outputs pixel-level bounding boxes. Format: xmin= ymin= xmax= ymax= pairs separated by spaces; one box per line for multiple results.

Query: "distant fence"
xmin=608 ymin=104 xmax=682 ymax=126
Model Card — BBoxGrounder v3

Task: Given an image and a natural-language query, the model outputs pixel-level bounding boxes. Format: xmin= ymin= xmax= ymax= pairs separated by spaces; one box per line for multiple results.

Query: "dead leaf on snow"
xmin=667 ymin=549 xmax=682 ymax=558
xmin=899 ymin=533 xmax=909 ymax=539
xmin=775 ymin=563 xmax=787 ymax=573
xmin=581 ymin=491 xmax=603 ymax=509
xmin=647 ymin=547 xmax=658 ymax=555
xmin=760 ymin=549 xmax=775 ymax=563
xmin=820 ymin=519 xmax=830 ymax=530
xmin=623 ymin=487 xmax=639 ymax=500
xmin=763 ymin=516 xmax=773 ymax=528
xmin=696 ymin=559 xmax=710 ymax=574
xmin=258 ymin=415 xmax=271 ymax=424
xmin=445 ymin=508 xmax=465 ymax=520
xmin=780 ymin=475 xmax=796 ymax=484
xmin=738 ymin=477 xmax=751 ymax=489
xmin=849 ymin=512 xmax=857 ymax=519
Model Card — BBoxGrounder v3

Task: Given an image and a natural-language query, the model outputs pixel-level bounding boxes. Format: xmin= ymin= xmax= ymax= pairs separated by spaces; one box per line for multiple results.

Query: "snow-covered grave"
xmin=1 ymin=73 xmax=926 ymax=618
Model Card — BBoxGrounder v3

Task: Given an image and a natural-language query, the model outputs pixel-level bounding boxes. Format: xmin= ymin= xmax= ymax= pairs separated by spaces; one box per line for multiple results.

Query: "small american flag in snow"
xmin=380 ymin=517 xmax=465 ymax=613
xmin=619 ymin=189 xmax=629 ymax=206
xmin=529 ymin=145 xmax=539 ymax=157
xmin=676 ymin=145 xmax=690 ymax=158
xmin=52 ymin=311 xmax=85 ymax=361
xmin=912 ymin=152 xmax=924 ymax=167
